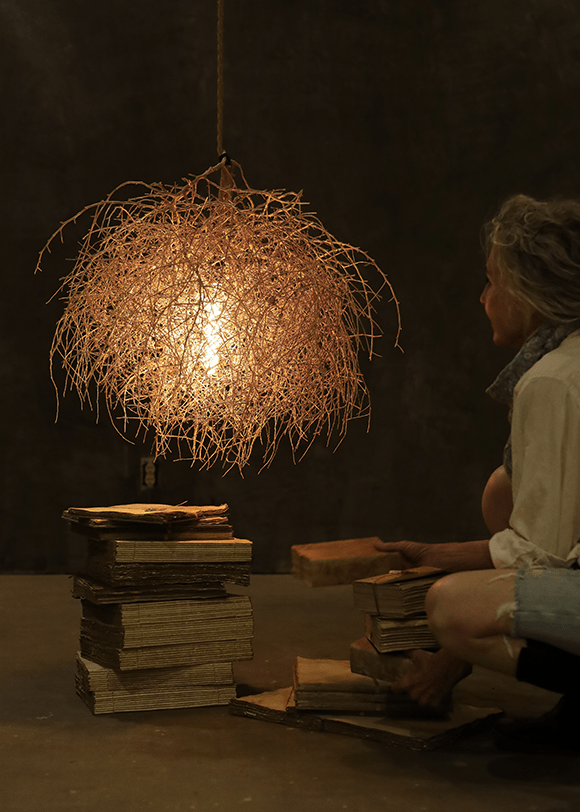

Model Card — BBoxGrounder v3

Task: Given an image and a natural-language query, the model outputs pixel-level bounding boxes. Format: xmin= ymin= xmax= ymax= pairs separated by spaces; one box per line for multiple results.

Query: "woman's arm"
xmin=374 ymin=538 xmax=494 ymax=571
xmin=481 ymin=465 xmax=513 ymax=535
xmin=375 ymin=465 xmax=511 ymax=571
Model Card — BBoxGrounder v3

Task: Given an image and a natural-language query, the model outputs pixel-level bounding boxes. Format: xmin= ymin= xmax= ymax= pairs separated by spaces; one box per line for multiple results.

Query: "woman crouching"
xmin=378 ymin=194 xmax=580 ymax=749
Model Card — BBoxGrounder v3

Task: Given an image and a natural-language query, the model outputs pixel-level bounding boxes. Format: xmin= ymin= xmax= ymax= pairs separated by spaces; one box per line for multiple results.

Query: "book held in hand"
xmin=291 ymin=537 xmax=403 ymax=587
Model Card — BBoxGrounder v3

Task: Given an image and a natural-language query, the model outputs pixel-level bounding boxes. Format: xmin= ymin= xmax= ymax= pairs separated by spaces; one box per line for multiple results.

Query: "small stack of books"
xmin=350 ymin=567 xmax=445 ymax=678
xmin=65 ymin=503 xmax=254 ymax=714
xmin=229 ymin=565 xmax=503 ymax=748
xmin=230 ymin=658 xmax=502 ymax=750
xmin=291 ymin=657 xmax=441 ymax=716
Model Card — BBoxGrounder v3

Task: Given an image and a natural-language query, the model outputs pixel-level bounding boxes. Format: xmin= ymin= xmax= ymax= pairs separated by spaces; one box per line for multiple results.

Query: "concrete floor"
xmin=1 ymin=573 xmax=579 ymax=812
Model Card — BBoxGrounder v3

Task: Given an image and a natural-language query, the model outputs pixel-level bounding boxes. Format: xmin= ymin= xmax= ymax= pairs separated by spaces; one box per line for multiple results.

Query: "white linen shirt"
xmin=489 ymin=331 xmax=580 ymax=569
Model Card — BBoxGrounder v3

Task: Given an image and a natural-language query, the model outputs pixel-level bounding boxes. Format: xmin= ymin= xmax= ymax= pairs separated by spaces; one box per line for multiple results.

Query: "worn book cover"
xmin=65 ymin=503 xmax=229 ymax=524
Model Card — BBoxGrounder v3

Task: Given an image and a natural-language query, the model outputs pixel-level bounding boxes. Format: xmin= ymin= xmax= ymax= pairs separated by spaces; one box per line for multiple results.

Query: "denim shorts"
xmin=511 ymin=567 xmax=580 ymax=656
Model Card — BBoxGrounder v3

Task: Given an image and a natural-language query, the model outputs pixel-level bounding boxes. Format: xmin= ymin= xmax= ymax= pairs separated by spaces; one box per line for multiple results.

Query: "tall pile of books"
xmin=64 ymin=503 xmax=253 ymax=715
xmin=350 ymin=567 xmax=444 ymax=683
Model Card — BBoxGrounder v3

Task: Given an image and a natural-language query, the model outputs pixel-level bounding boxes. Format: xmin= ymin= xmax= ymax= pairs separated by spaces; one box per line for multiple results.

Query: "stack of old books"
xmin=350 ymin=567 xmax=445 ymax=681
xmin=64 ymin=503 xmax=253 ymax=715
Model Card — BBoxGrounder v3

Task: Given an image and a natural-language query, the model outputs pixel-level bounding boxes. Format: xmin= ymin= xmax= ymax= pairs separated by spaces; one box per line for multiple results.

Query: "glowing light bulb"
xmin=202 ymin=299 xmax=223 ymax=375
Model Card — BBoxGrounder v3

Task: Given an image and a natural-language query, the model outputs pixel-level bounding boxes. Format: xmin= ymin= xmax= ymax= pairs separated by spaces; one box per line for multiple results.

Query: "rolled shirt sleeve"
xmin=489 ymin=373 xmax=580 ymax=569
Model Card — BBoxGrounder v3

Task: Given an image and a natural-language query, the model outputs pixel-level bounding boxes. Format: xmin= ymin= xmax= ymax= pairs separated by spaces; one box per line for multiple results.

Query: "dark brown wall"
xmin=2 ymin=0 xmax=580 ymax=572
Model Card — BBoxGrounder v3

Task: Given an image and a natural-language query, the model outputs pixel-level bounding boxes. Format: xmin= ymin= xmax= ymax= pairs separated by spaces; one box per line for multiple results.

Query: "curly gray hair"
xmin=484 ymin=194 xmax=580 ymax=324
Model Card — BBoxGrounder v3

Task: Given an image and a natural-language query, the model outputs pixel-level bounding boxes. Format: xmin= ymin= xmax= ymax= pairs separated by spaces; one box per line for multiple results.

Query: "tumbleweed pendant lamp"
xmin=36 ymin=0 xmax=401 ymax=472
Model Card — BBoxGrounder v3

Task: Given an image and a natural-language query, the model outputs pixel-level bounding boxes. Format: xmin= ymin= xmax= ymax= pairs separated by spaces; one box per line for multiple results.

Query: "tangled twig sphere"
xmin=37 ymin=159 xmax=400 ymax=470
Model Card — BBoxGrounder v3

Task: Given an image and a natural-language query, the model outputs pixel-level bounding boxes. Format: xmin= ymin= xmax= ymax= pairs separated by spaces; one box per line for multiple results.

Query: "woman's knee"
xmin=426 ymin=569 xmax=517 ymax=647
xmin=425 ymin=574 xmax=470 ymax=646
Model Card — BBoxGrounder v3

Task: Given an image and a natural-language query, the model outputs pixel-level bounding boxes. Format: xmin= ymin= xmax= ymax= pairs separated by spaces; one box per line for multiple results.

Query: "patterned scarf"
xmin=486 ymin=321 xmax=580 ymax=477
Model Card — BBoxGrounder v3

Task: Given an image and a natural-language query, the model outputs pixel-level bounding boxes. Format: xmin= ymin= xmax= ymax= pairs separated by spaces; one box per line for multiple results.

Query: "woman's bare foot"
xmin=390 ymin=648 xmax=472 ymax=707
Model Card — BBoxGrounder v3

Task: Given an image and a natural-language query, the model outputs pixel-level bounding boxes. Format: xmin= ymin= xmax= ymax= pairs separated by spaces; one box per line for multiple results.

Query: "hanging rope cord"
xmin=217 ymin=0 xmax=225 ymax=158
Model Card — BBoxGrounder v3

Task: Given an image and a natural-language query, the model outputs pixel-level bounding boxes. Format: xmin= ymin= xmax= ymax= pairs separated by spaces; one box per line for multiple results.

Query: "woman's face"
xmin=480 ymin=249 xmax=540 ymax=348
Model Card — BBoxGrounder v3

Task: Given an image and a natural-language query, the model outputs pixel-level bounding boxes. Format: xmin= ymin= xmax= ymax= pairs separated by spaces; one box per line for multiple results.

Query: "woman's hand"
xmin=375 ymin=539 xmax=494 ymax=572
xmin=390 ymin=649 xmax=472 ymax=707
